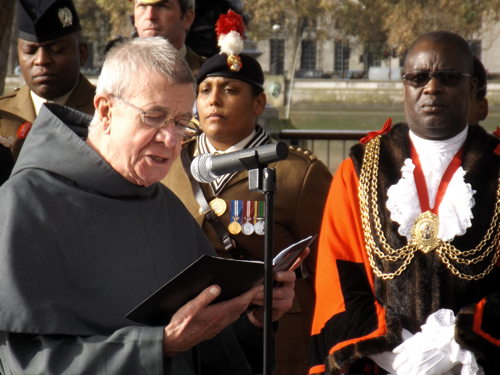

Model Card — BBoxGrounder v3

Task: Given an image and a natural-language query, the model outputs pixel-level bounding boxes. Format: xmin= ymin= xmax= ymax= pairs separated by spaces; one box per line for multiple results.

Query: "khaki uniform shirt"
xmin=0 ymin=74 xmax=95 ymax=150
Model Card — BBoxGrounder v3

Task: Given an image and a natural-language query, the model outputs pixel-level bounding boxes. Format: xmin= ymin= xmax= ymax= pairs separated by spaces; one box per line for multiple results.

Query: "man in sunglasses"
xmin=0 ymin=37 xmax=296 ymax=374
xmin=310 ymin=30 xmax=499 ymax=374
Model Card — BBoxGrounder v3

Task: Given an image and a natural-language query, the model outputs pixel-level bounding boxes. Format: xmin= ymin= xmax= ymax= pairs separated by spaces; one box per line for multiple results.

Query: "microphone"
xmin=190 ymin=142 xmax=289 ymax=183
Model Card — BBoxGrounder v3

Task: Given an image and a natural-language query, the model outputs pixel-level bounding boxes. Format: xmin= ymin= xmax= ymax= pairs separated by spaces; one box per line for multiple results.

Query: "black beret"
xmin=17 ymin=0 xmax=81 ymax=43
xmin=196 ymin=53 xmax=264 ymax=90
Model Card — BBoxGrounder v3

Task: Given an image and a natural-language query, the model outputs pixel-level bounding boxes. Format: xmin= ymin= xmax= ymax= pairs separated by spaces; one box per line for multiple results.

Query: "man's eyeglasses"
xmin=402 ymin=71 xmax=471 ymax=88
xmin=112 ymin=95 xmax=201 ymax=141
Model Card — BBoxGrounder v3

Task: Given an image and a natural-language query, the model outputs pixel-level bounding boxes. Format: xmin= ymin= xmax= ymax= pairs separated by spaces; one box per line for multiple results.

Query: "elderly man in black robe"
xmin=0 ymin=36 xmax=295 ymax=374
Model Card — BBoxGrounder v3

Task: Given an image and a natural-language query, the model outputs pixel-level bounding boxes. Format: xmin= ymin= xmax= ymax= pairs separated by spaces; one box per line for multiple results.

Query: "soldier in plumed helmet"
xmin=163 ymin=10 xmax=332 ymax=375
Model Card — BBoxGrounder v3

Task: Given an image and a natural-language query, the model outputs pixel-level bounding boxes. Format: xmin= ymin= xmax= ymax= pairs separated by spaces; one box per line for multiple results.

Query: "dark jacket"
xmin=0 ymin=103 xmax=263 ymax=375
xmin=0 ymin=144 xmax=13 ymax=184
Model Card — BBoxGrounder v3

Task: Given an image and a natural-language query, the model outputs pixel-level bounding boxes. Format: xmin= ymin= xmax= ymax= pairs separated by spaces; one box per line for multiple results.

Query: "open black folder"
xmin=126 ymin=234 xmax=317 ymax=326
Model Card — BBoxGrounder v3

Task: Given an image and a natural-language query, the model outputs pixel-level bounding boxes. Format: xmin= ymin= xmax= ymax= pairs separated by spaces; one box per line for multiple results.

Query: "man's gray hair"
xmin=95 ymin=36 xmax=195 ymax=98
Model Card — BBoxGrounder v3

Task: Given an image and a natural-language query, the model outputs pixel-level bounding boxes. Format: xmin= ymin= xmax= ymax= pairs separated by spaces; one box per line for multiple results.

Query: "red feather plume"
xmin=215 ymin=10 xmax=245 ymax=38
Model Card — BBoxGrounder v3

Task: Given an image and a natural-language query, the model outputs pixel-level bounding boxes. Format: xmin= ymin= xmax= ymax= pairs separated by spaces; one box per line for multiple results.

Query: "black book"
xmin=126 ymin=234 xmax=317 ymax=325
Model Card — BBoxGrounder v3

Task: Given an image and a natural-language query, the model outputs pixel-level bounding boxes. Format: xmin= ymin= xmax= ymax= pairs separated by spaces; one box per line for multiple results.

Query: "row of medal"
xmin=229 ymin=200 xmax=265 ymax=236
xmin=209 ymin=198 xmax=265 ymax=236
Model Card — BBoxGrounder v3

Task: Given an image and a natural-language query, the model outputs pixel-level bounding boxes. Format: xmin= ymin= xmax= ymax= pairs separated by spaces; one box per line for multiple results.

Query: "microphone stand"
xmin=248 ymin=166 xmax=276 ymax=375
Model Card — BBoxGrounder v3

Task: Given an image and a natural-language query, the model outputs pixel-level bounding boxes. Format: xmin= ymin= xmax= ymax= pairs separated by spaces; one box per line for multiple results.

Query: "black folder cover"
xmin=126 ymin=234 xmax=316 ymax=325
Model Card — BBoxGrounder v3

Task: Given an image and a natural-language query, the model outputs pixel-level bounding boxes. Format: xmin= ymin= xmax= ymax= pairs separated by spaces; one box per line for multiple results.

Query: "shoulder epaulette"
xmin=287 ymin=144 xmax=317 ymax=161
xmin=0 ymin=87 xmax=20 ymax=101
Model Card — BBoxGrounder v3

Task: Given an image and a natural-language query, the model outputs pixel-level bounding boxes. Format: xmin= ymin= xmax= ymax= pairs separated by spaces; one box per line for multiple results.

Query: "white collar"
xmin=409 ymin=127 xmax=468 ymax=168
xmin=205 ymin=130 xmax=257 ymax=154
xmin=30 ymin=82 xmax=78 ymax=115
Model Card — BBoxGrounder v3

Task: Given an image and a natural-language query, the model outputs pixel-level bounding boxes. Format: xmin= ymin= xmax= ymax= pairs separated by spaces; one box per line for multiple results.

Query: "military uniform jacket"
xmin=309 ymin=123 xmax=500 ymax=374
xmin=185 ymin=46 xmax=206 ymax=76
xmin=0 ymin=74 xmax=95 ymax=149
xmin=163 ymin=136 xmax=333 ymax=375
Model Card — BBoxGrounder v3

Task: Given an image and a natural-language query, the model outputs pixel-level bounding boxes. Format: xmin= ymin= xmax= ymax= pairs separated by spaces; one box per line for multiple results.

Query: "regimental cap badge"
xmin=58 ymin=7 xmax=73 ymax=27
xmin=215 ymin=10 xmax=245 ymax=72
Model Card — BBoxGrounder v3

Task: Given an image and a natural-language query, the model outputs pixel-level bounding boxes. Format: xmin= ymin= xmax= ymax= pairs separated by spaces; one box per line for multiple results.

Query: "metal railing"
xmin=276 ymin=129 xmax=367 ymax=173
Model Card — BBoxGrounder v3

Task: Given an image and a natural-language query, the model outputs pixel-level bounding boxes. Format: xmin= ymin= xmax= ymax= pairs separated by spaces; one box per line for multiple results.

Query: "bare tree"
xmin=246 ymin=0 xmax=500 ymax=72
xmin=385 ymin=0 xmax=500 ymax=54
xmin=0 ymin=1 xmax=16 ymax=94
xmin=244 ymin=0 xmax=333 ymax=81
xmin=330 ymin=0 xmax=500 ymax=59
xmin=243 ymin=0 xmax=336 ymax=117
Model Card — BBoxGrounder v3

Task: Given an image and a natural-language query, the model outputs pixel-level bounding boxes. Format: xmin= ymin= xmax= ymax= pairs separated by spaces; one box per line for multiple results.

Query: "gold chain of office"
xmin=359 ymin=135 xmax=500 ymax=281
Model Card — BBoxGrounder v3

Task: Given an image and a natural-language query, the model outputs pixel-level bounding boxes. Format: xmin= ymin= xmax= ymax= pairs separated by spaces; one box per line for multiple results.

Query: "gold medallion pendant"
xmin=209 ymin=197 xmax=227 ymax=216
xmin=228 ymin=221 xmax=242 ymax=235
xmin=411 ymin=211 xmax=440 ymax=253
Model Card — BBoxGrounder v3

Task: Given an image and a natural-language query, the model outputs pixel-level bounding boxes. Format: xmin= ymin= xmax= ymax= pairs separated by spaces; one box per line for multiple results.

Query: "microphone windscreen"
xmin=190 ymin=153 xmax=215 ymax=183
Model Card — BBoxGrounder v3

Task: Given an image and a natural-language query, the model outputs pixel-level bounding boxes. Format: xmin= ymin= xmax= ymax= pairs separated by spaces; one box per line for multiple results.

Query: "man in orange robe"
xmin=310 ymin=31 xmax=499 ymax=375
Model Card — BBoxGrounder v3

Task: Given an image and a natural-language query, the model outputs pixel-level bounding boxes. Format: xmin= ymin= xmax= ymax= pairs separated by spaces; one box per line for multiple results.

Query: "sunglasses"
xmin=402 ymin=71 xmax=471 ymax=88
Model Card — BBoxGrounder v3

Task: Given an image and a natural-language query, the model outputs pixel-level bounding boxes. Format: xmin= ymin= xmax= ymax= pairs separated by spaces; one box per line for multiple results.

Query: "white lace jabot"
xmin=386 ymin=127 xmax=476 ymax=242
